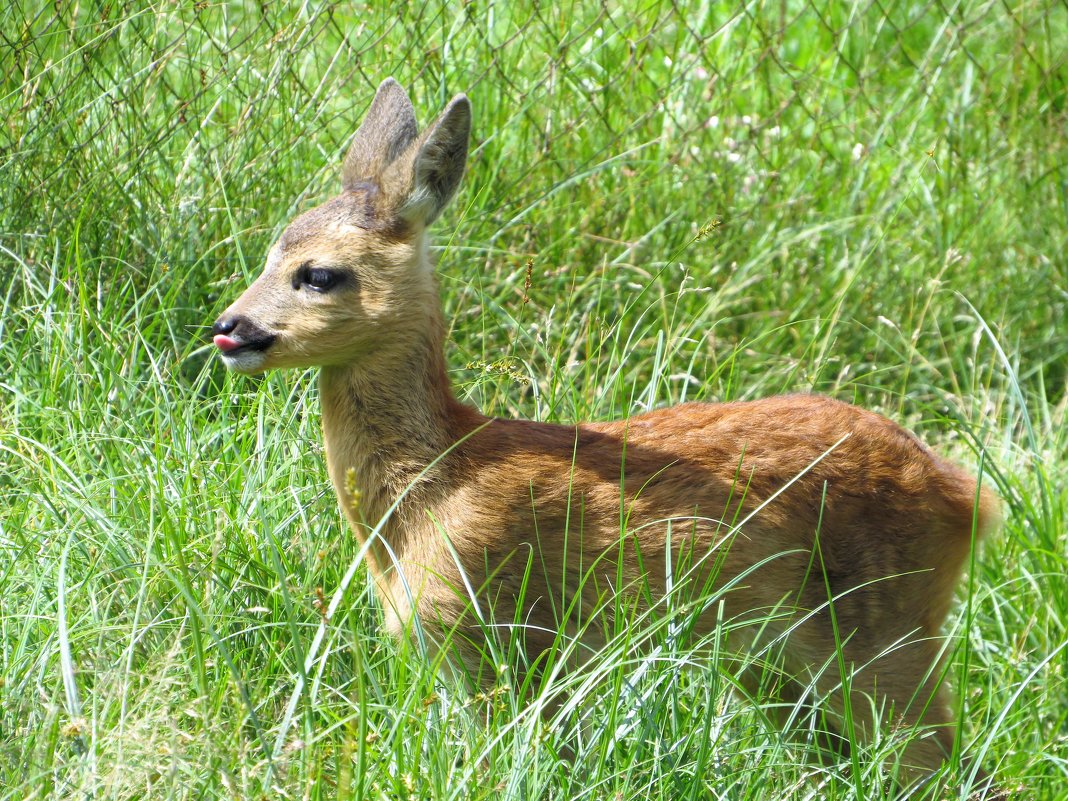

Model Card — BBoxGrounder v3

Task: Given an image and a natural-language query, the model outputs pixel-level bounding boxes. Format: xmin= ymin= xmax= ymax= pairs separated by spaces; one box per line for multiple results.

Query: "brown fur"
xmin=213 ymin=79 xmax=1000 ymax=787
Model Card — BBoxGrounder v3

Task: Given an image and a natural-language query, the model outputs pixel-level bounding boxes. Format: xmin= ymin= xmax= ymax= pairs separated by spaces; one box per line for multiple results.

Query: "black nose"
xmin=213 ymin=316 xmax=238 ymax=336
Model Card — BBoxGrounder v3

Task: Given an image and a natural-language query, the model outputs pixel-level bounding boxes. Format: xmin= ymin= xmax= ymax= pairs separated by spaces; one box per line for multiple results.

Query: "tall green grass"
xmin=1 ymin=1 xmax=1065 ymax=798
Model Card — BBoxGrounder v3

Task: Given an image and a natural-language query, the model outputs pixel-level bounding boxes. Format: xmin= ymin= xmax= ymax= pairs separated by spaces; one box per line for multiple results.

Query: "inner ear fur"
xmin=395 ymin=94 xmax=472 ymax=227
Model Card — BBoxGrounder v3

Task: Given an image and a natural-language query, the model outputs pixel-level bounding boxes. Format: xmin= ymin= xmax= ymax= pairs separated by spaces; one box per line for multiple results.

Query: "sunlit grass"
xmin=1 ymin=1 xmax=1065 ymax=799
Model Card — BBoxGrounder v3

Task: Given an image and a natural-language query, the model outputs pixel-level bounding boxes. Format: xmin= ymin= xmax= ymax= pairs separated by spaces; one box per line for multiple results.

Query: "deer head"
xmin=212 ymin=79 xmax=471 ymax=374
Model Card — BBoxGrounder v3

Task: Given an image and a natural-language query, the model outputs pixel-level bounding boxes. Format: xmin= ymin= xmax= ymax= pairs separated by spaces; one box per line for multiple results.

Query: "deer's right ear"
xmin=398 ymin=94 xmax=471 ymax=227
xmin=342 ymin=78 xmax=419 ymax=189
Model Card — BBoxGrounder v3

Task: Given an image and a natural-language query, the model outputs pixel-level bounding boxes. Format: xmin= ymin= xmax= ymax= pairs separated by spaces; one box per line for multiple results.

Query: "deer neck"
xmin=318 ymin=294 xmax=482 ymax=571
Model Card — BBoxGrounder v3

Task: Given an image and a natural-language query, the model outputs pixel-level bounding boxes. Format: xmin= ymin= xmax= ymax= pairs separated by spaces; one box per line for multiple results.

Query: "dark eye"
xmin=293 ymin=263 xmax=342 ymax=293
xmin=305 ymin=267 xmax=337 ymax=291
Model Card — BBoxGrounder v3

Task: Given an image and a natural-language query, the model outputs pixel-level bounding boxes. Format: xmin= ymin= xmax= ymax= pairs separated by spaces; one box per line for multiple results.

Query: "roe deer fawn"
xmin=212 ymin=79 xmax=1000 ymax=789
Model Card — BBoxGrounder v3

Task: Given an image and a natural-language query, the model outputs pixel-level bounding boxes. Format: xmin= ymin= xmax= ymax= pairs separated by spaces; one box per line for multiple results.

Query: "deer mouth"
xmin=213 ymin=333 xmax=276 ymax=372
xmin=213 ymin=333 xmax=275 ymax=354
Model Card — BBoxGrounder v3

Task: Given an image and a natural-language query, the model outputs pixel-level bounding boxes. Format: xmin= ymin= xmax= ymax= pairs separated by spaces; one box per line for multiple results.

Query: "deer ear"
xmin=342 ymin=78 xmax=419 ymax=189
xmin=398 ymin=94 xmax=471 ymax=226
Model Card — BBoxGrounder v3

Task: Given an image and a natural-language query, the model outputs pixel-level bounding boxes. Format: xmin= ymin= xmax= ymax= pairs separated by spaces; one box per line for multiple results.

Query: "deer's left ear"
xmin=397 ymin=94 xmax=471 ymax=227
xmin=342 ymin=78 xmax=420 ymax=190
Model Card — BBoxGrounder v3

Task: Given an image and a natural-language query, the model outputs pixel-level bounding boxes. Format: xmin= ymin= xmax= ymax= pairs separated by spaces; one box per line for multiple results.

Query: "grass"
xmin=1 ymin=0 xmax=1066 ymax=798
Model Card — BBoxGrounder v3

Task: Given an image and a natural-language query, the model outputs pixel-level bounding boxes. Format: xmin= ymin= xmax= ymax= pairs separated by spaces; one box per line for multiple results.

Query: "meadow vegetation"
xmin=1 ymin=1 xmax=1066 ymax=798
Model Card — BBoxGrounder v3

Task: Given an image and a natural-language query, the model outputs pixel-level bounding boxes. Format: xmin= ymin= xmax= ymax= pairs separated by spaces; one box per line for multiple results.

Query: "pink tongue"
xmin=214 ymin=334 xmax=240 ymax=352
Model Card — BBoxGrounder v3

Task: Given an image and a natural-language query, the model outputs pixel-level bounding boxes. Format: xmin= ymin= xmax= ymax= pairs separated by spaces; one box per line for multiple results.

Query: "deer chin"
xmin=218 ymin=348 xmax=270 ymax=374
